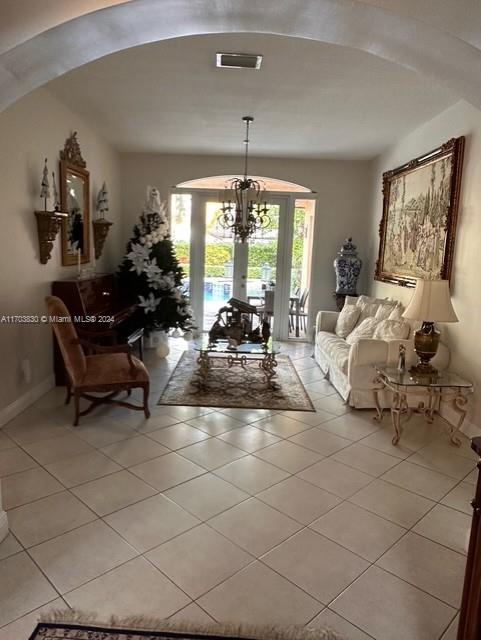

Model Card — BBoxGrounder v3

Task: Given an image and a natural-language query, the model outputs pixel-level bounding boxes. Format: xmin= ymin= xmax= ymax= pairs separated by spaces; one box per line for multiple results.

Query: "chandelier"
xmin=218 ymin=116 xmax=270 ymax=242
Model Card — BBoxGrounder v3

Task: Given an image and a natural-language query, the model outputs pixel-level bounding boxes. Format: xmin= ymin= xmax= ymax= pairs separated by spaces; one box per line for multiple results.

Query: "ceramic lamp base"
xmin=410 ymin=321 xmax=440 ymax=376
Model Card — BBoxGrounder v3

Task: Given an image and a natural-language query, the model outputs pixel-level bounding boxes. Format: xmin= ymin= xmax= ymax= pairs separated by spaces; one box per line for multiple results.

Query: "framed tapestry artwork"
xmin=375 ymin=136 xmax=464 ymax=287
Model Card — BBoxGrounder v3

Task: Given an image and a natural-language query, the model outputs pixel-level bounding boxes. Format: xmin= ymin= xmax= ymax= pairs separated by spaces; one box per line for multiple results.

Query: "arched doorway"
xmin=170 ymin=176 xmax=316 ymax=340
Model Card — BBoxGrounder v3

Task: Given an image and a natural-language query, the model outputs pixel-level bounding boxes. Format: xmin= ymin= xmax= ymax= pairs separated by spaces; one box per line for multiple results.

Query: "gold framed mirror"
xmin=60 ymin=132 xmax=90 ymax=266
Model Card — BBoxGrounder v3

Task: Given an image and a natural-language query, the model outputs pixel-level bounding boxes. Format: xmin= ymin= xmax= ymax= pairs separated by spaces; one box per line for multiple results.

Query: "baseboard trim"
xmin=0 ymin=509 xmax=8 ymax=543
xmin=439 ymin=402 xmax=481 ymax=440
xmin=0 ymin=375 xmax=55 ymax=428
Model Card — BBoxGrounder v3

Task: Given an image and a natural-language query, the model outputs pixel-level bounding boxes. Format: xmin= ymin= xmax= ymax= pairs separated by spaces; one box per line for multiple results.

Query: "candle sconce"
xmin=34 ymin=159 xmax=67 ymax=264
xmin=92 ymin=181 xmax=112 ymax=260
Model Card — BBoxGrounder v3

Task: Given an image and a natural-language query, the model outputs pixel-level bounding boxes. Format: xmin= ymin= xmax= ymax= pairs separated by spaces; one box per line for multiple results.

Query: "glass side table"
xmin=373 ymin=366 xmax=473 ymax=446
xmin=193 ymin=337 xmax=281 ymax=390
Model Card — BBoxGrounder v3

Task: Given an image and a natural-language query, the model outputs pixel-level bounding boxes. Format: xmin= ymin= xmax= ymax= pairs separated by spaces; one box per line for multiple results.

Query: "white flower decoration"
xmin=138 ymin=292 xmax=160 ymax=313
xmin=127 ymin=243 xmax=151 ymax=275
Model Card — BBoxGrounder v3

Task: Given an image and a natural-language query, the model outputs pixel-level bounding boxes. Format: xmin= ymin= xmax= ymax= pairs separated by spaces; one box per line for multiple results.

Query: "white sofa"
xmin=314 ymin=300 xmax=450 ymax=409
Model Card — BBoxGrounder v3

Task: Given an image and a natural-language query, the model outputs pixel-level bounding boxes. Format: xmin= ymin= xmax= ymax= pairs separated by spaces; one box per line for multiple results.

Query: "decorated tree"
xmin=117 ymin=186 xmax=195 ymax=334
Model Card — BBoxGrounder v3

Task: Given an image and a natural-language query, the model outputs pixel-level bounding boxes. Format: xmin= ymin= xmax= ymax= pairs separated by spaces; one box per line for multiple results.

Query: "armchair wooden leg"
xmin=73 ymin=391 xmax=80 ymax=426
xmin=143 ymin=384 xmax=150 ymax=419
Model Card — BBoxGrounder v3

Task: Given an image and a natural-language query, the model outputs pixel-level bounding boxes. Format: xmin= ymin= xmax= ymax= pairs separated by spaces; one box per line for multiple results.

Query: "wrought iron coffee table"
xmin=193 ymin=338 xmax=280 ymax=390
xmin=373 ymin=366 xmax=473 ymax=446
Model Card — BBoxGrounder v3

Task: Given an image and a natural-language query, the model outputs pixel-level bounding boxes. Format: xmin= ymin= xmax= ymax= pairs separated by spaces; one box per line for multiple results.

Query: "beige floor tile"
xmin=71 ymin=469 xmax=157 ymax=515
xmin=440 ymin=481 xmax=474 ymax=515
xmin=262 ymin=528 xmax=368 ymax=604
xmin=0 ymin=447 xmax=37 ymax=477
xmin=179 ymin=438 xmax=247 ymax=470
xmin=408 ymin=442 xmax=476 ymax=480
xmin=0 ymin=533 xmax=22 ymax=561
xmin=0 ymin=597 xmax=64 ymax=640
xmin=71 ymin=418 xmax=138 ymax=447
xmin=430 ymin=433 xmax=478 ymax=460
xmin=168 ymin=602 xmax=216 ymax=624
xmin=208 ymin=498 xmax=301 ymax=556
xmin=253 ymin=440 xmax=322 ymax=473
xmin=297 ymin=367 xmax=325 ymax=383
xmin=332 ymin=442 xmax=400 ymax=477
xmin=413 ymin=504 xmax=471 ymax=554
xmin=257 ymin=476 xmax=341 ymax=524
xmin=359 ymin=428 xmax=414 ymax=459
xmin=331 ymin=565 xmax=456 ymax=640
xmin=219 ymin=408 xmax=273 ymax=423
xmin=65 ymin=556 xmax=190 ymax=618
xmin=0 ymin=431 xmax=15 ymax=451
xmin=130 ymin=452 xmax=205 ymax=491
xmin=381 ymin=460 xmax=459 ymax=501
xmin=3 ymin=415 xmax=68 ymax=446
xmin=349 ymin=479 xmax=435 ymax=528
xmin=440 ymin=614 xmax=459 ymax=640
xmin=147 ymin=424 xmax=210 ymax=450
xmin=0 ymin=552 xmax=58 ymax=626
xmin=147 ymin=524 xmax=253 ymax=598
xmin=280 ymin=410 xmax=335 ymax=426
xmin=310 ymin=394 xmax=351 ymax=416
xmin=376 ymin=531 xmax=466 ymax=608
xmin=319 ymin=412 xmax=381 ymax=441
xmin=158 ymin=406 xmax=213 ymax=421
xmin=311 ymin=502 xmax=406 ymax=562
xmin=218 ymin=425 xmax=280 ymax=453
xmin=30 ymin=519 xmax=137 ymax=593
xmin=304 ymin=379 xmax=335 ymax=397
xmin=164 ymin=473 xmax=249 ymax=520
xmin=255 ymin=414 xmax=312 ymax=438
xmin=372 ymin=416 xmax=442 ymax=451
xmin=135 ymin=413 xmax=183 ymax=433
xmin=289 ymin=428 xmax=351 ymax=456
xmin=45 ymin=449 xmax=122 ymax=487
xmin=8 ymin=490 xmax=97 ymax=547
xmin=100 ymin=435 xmax=170 ymax=466
xmin=2 ymin=467 xmax=64 ymax=509
xmin=298 ymin=458 xmax=373 ymax=499
xmin=23 ymin=434 xmax=93 ymax=465
xmin=104 ymin=494 xmax=199 ymax=552
xmin=214 ymin=456 xmax=289 ymax=494
xmin=186 ymin=412 xmax=244 ymax=435
xmin=308 ymin=608 xmax=374 ymax=640
xmin=197 ymin=561 xmax=322 ymax=625
xmin=462 ymin=468 xmax=477 ymax=485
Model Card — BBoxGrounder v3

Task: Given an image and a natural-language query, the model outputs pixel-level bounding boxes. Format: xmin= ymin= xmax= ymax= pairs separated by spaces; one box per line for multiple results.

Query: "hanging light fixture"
xmin=218 ymin=116 xmax=270 ymax=242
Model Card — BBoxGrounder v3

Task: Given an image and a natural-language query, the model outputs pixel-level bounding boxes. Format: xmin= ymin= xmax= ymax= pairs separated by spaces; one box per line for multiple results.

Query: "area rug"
xmin=33 ymin=611 xmax=344 ymax=640
xmin=157 ymin=351 xmax=315 ymax=412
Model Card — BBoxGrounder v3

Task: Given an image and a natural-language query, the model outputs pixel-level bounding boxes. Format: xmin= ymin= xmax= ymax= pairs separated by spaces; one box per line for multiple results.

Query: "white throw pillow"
xmin=345 ymin=317 xmax=379 ymax=345
xmin=375 ymin=300 xmax=397 ymax=321
xmin=356 ymin=296 xmax=381 ymax=323
xmin=388 ymin=303 xmax=404 ymax=320
xmin=335 ymin=305 xmax=361 ymax=338
xmin=373 ymin=318 xmax=411 ymax=340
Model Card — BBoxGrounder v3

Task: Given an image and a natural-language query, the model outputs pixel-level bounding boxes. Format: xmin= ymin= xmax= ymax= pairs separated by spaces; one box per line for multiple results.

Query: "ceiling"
xmin=45 ymin=33 xmax=457 ymax=160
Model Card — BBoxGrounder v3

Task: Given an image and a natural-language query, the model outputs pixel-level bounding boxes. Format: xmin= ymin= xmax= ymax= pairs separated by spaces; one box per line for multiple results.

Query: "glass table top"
xmin=194 ymin=336 xmax=280 ymax=355
xmin=375 ymin=366 xmax=472 ymax=389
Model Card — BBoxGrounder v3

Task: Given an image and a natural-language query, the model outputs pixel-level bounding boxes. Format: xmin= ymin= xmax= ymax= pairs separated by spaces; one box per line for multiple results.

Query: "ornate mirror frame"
xmin=59 ymin=132 xmax=90 ymax=266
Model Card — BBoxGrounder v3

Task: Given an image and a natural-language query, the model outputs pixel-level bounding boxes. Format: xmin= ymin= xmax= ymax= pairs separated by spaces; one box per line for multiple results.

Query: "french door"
xmin=185 ymin=194 xmax=290 ymax=338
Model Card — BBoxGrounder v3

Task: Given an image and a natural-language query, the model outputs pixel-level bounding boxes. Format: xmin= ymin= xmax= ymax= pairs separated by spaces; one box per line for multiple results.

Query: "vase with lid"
xmin=333 ymin=237 xmax=362 ymax=295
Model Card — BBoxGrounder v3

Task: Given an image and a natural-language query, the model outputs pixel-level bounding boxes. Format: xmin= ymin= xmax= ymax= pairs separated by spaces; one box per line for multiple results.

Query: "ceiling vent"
xmin=216 ymin=52 xmax=263 ymax=70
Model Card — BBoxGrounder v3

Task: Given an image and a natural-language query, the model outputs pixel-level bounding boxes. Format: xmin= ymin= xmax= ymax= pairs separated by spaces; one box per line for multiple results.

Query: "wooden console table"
xmin=458 ymin=437 xmax=481 ymax=639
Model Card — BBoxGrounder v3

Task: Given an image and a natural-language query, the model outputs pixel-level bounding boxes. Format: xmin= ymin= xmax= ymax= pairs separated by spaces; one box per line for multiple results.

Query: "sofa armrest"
xmin=348 ymin=338 xmax=388 ymax=368
xmin=315 ymin=310 xmax=339 ymax=334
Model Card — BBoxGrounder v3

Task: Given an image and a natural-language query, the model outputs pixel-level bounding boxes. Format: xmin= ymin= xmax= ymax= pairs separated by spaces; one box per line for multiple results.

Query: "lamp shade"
xmin=403 ymin=279 xmax=458 ymax=322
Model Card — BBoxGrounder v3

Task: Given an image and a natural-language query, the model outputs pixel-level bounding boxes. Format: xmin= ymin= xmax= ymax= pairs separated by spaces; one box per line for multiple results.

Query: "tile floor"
xmin=0 ymin=339 xmax=475 ymax=640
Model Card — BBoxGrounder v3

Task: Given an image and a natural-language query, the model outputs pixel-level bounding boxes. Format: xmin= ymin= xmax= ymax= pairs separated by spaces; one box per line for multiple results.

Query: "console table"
xmin=373 ymin=366 xmax=473 ymax=446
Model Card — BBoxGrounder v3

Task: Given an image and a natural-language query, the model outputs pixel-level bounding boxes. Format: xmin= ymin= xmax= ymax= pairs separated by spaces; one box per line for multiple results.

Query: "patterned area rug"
xmin=158 ymin=351 xmax=315 ymax=412
xmin=32 ymin=614 xmax=343 ymax=640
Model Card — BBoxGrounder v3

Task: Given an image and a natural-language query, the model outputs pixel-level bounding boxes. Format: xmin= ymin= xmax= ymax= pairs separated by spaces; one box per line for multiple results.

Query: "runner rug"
xmin=157 ymin=351 xmax=315 ymax=412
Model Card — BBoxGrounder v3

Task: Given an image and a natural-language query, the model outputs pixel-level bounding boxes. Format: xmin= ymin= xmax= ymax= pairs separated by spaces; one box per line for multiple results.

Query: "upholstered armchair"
xmin=45 ymin=295 xmax=150 ymax=426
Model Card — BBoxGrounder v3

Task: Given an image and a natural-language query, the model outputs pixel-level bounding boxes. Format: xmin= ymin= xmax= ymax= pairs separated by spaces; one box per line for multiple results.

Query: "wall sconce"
xmin=92 ymin=181 xmax=113 ymax=259
xmin=34 ymin=159 xmax=67 ymax=264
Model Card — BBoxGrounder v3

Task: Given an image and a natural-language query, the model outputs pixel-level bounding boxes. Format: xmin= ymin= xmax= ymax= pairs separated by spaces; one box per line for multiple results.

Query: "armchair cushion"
xmin=82 ymin=353 xmax=149 ymax=388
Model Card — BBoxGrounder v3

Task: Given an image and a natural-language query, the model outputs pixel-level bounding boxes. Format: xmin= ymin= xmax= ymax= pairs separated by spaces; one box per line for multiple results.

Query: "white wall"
xmin=0 ymin=87 xmax=122 ymax=418
xmin=119 ymin=153 xmax=373 ymax=321
xmin=366 ymin=100 xmax=481 ymax=431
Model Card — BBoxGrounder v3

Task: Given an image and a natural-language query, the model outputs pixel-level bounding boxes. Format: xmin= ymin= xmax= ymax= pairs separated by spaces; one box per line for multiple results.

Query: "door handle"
xmin=241 ymin=275 xmax=246 ymax=280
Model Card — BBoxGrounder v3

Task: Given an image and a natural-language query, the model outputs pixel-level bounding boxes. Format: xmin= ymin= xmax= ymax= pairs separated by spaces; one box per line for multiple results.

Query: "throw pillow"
xmin=375 ymin=300 xmax=397 ymax=321
xmin=335 ymin=305 xmax=361 ymax=338
xmin=388 ymin=303 xmax=404 ymax=320
xmin=356 ymin=296 xmax=381 ymax=323
xmin=373 ymin=318 xmax=411 ymax=340
xmin=345 ymin=317 xmax=379 ymax=345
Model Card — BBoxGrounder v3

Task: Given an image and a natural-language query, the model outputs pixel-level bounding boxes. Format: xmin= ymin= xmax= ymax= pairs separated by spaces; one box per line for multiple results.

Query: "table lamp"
xmin=403 ymin=279 xmax=458 ymax=375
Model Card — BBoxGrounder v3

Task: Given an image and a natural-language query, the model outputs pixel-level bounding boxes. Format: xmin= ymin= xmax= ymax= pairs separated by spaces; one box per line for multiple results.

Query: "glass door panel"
xmin=170 ymin=194 xmax=191 ymax=293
